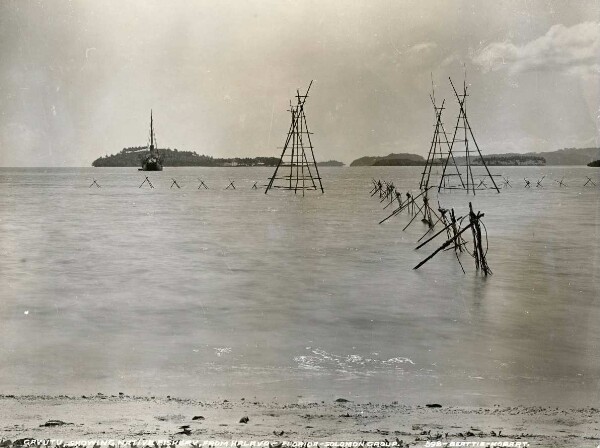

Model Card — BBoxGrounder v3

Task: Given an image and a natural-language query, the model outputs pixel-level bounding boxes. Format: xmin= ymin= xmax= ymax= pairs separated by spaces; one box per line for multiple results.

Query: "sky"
xmin=0 ymin=0 xmax=599 ymax=166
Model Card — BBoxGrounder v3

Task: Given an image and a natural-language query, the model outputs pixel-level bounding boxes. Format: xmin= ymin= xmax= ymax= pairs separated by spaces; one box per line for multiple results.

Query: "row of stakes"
xmin=89 ymin=175 xmax=597 ymax=190
xmin=441 ymin=176 xmax=596 ymax=189
xmin=371 ymin=179 xmax=492 ymax=276
xmin=445 ymin=175 xmax=596 ymax=189
xmin=89 ymin=178 xmax=260 ymax=190
xmin=501 ymin=175 xmax=597 ymax=188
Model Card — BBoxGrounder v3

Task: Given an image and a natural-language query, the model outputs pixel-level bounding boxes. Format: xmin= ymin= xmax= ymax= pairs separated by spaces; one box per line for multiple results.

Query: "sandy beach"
xmin=1 ymin=395 xmax=599 ymax=447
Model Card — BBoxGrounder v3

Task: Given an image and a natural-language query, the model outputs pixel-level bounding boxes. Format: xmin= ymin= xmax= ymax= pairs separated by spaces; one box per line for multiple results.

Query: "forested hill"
xmin=349 ymin=147 xmax=600 ymax=166
xmin=92 ymin=147 xmax=279 ymax=167
xmin=523 ymin=147 xmax=600 ymax=165
xmin=350 ymin=153 xmax=425 ymax=166
xmin=317 ymin=160 xmax=345 ymax=166
xmin=349 ymin=153 xmax=545 ymax=166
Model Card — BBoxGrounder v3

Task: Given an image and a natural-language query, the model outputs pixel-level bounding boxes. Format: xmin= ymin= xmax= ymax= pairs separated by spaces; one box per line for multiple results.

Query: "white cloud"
xmin=397 ymin=42 xmax=441 ymax=70
xmin=439 ymin=54 xmax=459 ymax=68
xmin=473 ymin=22 xmax=600 ymax=76
xmin=405 ymin=42 xmax=438 ymax=56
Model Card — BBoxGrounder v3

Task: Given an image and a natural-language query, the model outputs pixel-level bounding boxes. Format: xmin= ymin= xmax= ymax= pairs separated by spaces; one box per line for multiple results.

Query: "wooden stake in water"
xmin=554 ymin=177 xmax=567 ymax=188
xmin=468 ymin=202 xmax=491 ymax=275
xmin=379 ymin=187 xmax=433 ymax=225
xmin=371 ymin=180 xmax=383 ymax=197
xmin=536 ymin=176 xmax=545 ymax=188
xmin=414 ymin=202 xmax=491 ymax=275
xmin=139 ymin=176 xmax=154 ymax=189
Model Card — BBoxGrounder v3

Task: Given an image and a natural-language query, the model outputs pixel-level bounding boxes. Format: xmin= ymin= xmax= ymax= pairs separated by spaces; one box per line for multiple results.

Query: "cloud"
xmin=439 ymin=54 xmax=459 ymax=68
xmin=397 ymin=42 xmax=441 ymax=70
xmin=406 ymin=42 xmax=438 ymax=56
xmin=473 ymin=22 xmax=600 ymax=76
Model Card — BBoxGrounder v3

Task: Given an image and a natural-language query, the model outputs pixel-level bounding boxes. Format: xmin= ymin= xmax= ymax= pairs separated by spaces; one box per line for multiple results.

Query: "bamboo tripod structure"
xmin=420 ymin=79 xmax=460 ymax=190
xmin=265 ymin=81 xmax=324 ymax=195
xmin=425 ymin=77 xmax=500 ymax=195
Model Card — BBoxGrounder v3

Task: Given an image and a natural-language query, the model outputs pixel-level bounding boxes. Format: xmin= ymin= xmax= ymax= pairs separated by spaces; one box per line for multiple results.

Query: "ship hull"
xmin=140 ymin=161 xmax=163 ymax=171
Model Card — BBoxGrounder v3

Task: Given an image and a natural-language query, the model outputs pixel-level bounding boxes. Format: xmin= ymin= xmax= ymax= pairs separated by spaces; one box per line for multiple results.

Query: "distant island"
xmin=588 ymin=160 xmax=600 ymax=167
xmin=350 ymin=147 xmax=600 ymax=166
xmin=526 ymin=147 xmax=600 ymax=165
xmin=350 ymin=153 xmax=425 ymax=166
xmin=373 ymin=158 xmax=426 ymax=166
xmin=349 ymin=152 xmax=543 ymax=166
xmin=317 ymin=160 xmax=345 ymax=167
xmin=454 ymin=154 xmax=545 ymax=166
xmin=92 ymin=147 xmax=280 ymax=167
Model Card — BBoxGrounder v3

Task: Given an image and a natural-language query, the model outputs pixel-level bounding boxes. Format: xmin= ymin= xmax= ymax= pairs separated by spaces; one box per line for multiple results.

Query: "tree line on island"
xmin=92 ymin=147 xmax=345 ymax=167
xmin=349 ymin=147 xmax=600 ymax=166
xmin=349 ymin=153 xmax=546 ymax=166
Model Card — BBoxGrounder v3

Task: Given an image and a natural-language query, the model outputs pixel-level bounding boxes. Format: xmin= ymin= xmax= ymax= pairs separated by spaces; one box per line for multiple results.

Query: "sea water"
xmin=0 ymin=166 xmax=599 ymax=406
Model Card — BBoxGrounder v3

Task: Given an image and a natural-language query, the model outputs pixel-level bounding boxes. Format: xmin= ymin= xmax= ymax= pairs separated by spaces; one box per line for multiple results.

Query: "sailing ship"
xmin=139 ymin=110 xmax=163 ymax=171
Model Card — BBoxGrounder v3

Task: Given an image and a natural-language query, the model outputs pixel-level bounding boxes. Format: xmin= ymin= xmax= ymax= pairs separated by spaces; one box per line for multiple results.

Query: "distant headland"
xmin=350 ymin=153 xmax=425 ymax=166
xmin=349 ymin=147 xmax=600 ymax=167
xmin=92 ymin=147 xmax=344 ymax=168
xmin=349 ymin=152 xmax=545 ymax=166
xmin=317 ymin=160 xmax=345 ymax=167
xmin=92 ymin=147 xmax=280 ymax=167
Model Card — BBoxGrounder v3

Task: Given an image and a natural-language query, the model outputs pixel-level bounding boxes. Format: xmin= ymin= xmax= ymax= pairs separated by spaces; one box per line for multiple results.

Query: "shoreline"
xmin=1 ymin=395 xmax=598 ymax=447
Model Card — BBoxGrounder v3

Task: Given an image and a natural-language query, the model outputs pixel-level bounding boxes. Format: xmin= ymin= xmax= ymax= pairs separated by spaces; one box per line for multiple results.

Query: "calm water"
xmin=0 ymin=166 xmax=599 ymax=407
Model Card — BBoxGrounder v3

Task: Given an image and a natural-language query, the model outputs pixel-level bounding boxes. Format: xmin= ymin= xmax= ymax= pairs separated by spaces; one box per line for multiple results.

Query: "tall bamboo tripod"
xmin=265 ymin=81 xmax=324 ymax=195
xmin=436 ymin=77 xmax=500 ymax=194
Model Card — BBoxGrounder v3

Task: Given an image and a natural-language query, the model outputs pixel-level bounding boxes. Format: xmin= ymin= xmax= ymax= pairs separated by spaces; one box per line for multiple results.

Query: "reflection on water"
xmin=0 ymin=166 xmax=598 ymax=406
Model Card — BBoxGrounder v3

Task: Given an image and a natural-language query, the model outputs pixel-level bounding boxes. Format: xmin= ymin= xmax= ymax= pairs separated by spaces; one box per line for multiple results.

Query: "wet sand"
xmin=1 ymin=395 xmax=599 ymax=447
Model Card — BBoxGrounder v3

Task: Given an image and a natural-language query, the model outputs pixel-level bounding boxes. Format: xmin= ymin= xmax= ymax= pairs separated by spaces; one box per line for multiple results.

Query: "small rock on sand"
xmin=335 ymin=398 xmax=351 ymax=403
xmin=426 ymin=404 xmax=442 ymax=408
xmin=192 ymin=416 xmax=205 ymax=421
xmin=239 ymin=416 xmax=249 ymax=424
xmin=40 ymin=420 xmax=69 ymax=427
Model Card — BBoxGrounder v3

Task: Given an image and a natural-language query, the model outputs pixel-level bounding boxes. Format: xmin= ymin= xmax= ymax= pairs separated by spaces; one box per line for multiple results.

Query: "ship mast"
xmin=150 ymin=110 xmax=154 ymax=151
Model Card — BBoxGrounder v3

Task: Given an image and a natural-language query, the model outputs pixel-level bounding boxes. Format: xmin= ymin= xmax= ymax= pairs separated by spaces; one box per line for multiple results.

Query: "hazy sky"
xmin=1 ymin=0 xmax=599 ymax=166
